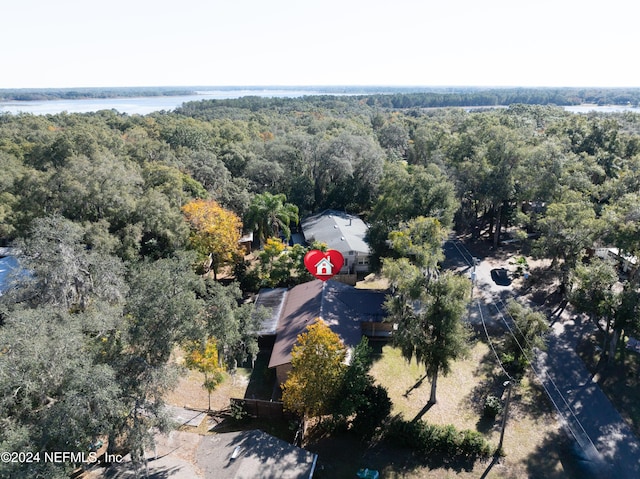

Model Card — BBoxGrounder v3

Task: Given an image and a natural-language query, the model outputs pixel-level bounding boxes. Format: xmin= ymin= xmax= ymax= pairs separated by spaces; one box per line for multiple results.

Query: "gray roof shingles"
xmin=301 ymin=210 xmax=370 ymax=256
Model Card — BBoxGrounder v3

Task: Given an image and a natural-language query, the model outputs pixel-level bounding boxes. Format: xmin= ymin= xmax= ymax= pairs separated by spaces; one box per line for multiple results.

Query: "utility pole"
xmin=470 ymin=257 xmax=477 ymax=293
xmin=468 ymin=257 xmax=477 ymax=321
xmin=497 ymin=380 xmax=513 ymax=454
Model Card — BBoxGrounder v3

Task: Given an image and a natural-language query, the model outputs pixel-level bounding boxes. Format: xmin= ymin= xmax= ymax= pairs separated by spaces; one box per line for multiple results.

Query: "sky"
xmin=1 ymin=0 xmax=638 ymax=89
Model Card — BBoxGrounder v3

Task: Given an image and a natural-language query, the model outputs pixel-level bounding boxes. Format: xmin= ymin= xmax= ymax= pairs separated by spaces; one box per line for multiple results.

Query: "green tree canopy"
xmin=199 ymin=279 xmax=261 ymax=369
xmin=8 ymin=215 xmax=127 ymax=313
xmin=503 ymin=300 xmax=549 ymax=375
xmin=533 ymin=191 xmax=602 ymax=286
xmin=387 ymin=216 xmax=448 ymax=275
xmin=368 ymin=161 xmax=457 ymax=266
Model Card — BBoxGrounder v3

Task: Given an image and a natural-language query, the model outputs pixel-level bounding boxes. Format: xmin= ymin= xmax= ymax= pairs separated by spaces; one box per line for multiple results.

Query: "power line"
xmin=449 ymin=238 xmax=511 ymax=377
xmin=448 ymin=238 xmax=601 ymax=457
xmin=476 ymin=299 xmax=513 ymax=381
xmin=492 ymin=296 xmax=600 ymax=455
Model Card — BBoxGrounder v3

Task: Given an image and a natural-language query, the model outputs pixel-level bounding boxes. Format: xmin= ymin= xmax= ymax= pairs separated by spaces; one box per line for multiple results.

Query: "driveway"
xmin=445 ymin=238 xmax=640 ymax=478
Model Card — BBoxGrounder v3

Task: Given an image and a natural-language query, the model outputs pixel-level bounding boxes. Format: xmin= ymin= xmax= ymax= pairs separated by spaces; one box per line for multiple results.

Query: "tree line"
xmin=0 ymin=87 xmax=195 ymax=102
xmin=6 ymin=86 xmax=640 ymax=105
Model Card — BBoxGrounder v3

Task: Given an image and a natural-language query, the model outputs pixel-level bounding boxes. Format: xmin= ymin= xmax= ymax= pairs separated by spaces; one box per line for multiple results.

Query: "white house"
xmin=301 ymin=210 xmax=371 ymax=275
xmin=595 ymin=247 xmax=638 ymax=274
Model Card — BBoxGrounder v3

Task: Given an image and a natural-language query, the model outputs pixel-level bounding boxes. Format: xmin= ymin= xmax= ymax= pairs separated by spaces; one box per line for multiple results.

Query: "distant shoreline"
xmin=2 ymin=86 xmax=640 ymax=105
xmin=0 ymin=87 xmax=198 ymax=102
xmin=0 ymin=85 xmax=417 ymax=102
xmin=1 ymin=87 xmax=640 ymax=116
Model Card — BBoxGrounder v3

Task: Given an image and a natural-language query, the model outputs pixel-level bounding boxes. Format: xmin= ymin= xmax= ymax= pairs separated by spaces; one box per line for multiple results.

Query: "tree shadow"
xmin=512 ymin=371 xmax=557 ymax=420
xmin=210 ymin=414 xmax=295 ymax=443
xmin=525 ymin=429 xmax=606 ymax=479
xmin=403 ymin=373 xmax=428 ymax=398
xmin=314 ymin=431 xmax=480 ymax=477
xmin=367 ymin=339 xmax=387 ymax=362
xmin=520 ymin=265 xmax=562 ymax=307
xmin=467 ymin=313 xmax=558 ymax=424
xmin=411 ymin=401 xmax=434 ymax=423
xmin=479 ymin=454 xmax=501 ymax=479
xmin=461 ymin=336 xmax=510 ymax=433
xmin=243 ymin=351 xmax=277 ymax=401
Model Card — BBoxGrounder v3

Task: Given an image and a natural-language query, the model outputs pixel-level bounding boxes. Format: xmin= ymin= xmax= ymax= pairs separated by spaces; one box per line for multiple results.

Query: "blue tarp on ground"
xmin=0 ymin=255 xmax=18 ymax=294
xmin=357 ymin=468 xmax=379 ymax=479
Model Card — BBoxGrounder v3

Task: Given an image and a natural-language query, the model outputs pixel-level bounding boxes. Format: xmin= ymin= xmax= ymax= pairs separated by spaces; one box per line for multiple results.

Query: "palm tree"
xmin=245 ymin=192 xmax=299 ymax=245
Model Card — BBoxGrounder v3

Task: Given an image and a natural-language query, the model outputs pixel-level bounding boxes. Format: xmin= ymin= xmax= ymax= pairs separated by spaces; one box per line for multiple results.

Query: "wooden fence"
xmin=333 ymin=273 xmax=358 ymax=285
xmin=231 ymin=397 xmax=294 ymax=420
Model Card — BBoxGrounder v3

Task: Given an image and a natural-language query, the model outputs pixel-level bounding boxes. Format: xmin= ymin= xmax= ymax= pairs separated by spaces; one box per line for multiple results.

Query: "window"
xmin=357 ymin=256 xmax=369 ymax=265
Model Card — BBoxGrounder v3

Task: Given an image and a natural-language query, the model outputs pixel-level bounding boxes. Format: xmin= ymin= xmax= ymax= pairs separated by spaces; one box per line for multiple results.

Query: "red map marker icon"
xmin=303 ymin=249 xmax=344 ymax=281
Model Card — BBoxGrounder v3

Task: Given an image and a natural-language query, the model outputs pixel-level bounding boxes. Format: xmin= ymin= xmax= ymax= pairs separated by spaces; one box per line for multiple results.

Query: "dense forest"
xmin=1 ymin=93 xmax=640 ymax=477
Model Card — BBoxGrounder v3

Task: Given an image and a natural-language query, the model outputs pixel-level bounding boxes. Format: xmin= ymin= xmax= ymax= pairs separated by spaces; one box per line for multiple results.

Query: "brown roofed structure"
xmin=267 ymin=280 xmax=386 ymax=373
xmin=268 ymin=281 xmax=323 ymax=369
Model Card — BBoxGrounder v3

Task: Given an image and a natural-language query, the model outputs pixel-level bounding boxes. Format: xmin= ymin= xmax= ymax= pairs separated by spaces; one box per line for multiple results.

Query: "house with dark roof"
xmin=301 ymin=210 xmax=371 ymax=276
xmin=266 ymin=279 xmax=388 ymax=389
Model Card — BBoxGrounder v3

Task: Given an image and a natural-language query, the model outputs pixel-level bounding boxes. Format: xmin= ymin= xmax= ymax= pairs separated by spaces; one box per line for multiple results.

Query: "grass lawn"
xmin=164 ymin=365 xmax=251 ymax=412
xmin=307 ymin=339 xmax=579 ymax=479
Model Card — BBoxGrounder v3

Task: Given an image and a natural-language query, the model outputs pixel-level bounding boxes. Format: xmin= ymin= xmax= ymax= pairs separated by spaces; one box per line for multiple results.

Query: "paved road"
xmin=444 ymin=238 xmax=640 ymax=479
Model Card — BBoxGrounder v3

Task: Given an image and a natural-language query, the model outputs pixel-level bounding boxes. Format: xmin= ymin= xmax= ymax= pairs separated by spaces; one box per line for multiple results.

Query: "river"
xmin=0 ymin=88 xmax=336 ymax=115
xmin=1 ymin=89 xmax=639 ymax=116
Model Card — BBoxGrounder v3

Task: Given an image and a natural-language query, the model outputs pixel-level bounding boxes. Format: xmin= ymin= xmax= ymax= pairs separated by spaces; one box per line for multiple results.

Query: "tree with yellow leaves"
xmin=184 ymin=337 xmax=225 ymax=411
xmin=182 ymin=199 xmax=243 ymax=280
xmin=282 ymin=321 xmax=347 ymax=426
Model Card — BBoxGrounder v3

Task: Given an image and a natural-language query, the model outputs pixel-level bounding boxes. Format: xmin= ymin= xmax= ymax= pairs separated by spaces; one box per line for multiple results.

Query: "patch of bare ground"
xmin=165 ymin=349 xmax=250 ymax=413
xmin=356 ymin=273 xmax=390 ymax=290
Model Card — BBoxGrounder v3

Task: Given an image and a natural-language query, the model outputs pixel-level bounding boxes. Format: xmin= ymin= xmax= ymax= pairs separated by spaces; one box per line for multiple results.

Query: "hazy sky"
xmin=2 ymin=0 xmax=637 ymax=89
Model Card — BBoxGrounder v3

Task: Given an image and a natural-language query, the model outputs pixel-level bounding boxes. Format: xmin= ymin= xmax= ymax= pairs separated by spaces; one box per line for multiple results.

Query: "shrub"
xmin=385 ymin=417 xmax=492 ymax=461
xmin=483 ymin=395 xmax=503 ymax=419
xmin=459 ymin=429 xmax=493 ymax=457
xmin=332 ymin=338 xmax=392 ymax=439
xmin=436 ymin=424 xmax=459 ymax=455
xmin=350 ymin=384 xmax=392 ymax=438
xmin=230 ymin=400 xmax=249 ymax=421
xmin=234 ymin=260 xmax=261 ymax=292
